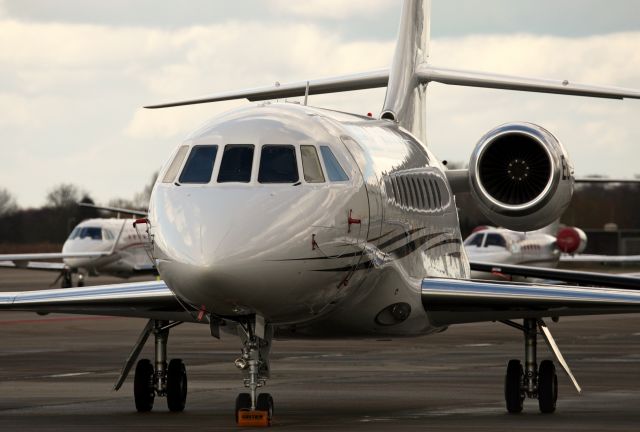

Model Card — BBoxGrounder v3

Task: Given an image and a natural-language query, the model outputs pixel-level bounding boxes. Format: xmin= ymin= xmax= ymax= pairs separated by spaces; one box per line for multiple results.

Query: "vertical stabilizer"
xmin=380 ymin=0 xmax=431 ymax=144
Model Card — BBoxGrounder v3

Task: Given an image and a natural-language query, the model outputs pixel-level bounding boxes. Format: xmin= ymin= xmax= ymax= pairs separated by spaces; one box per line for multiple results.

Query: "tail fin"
xmin=380 ymin=0 xmax=431 ymax=144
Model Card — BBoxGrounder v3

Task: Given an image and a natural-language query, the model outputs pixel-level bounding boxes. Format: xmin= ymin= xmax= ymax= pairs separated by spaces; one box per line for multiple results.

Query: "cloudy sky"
xmin=1 ymin=0 xmax=639 ymax=207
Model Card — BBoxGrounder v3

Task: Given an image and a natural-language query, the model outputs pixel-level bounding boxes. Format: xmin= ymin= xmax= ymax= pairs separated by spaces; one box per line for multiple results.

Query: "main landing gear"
xmin=113 ymin=320 xmax=187 ymax=413
xmin=233 ymin=316 xmax=274 ymax=427
xmin=504 ymin=318 xmax=558 ymax=414
xmin=55 ymin=268 xmax=85 ymax=288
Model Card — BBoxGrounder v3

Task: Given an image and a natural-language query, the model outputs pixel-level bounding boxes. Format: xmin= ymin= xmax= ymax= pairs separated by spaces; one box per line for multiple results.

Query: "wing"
xmin=422 ymin=277 xmax=640 ymax=326
xmin=145 ymin=69 xmax=389 ymax=108
xmin=144 ymin=65 xmax=640 ymax=109
xmin=425 ymin=261 xmax=640 ymax=325
xmin=415 ymin=66 xmax=640 ymax=100
xmin=0 ymin=261 xmax=66 ymax=271
xmin=0 ymin=280 xmax=200 ymax=323
xmin=77 ymin=202 xmax=148 ymax=217
xmin=560 ymin=254 xmax=640 ymax=264
xmin=0 ymin=252 xmax=108 ymax=262
xmin=0 ymin=251 xmax=110 ymax=272
xmin=469 ymin=261 xmax=640 ymax=289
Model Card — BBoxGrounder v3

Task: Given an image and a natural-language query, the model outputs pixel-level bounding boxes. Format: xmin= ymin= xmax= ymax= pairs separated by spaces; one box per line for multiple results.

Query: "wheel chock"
xmin=237 ymin=410 xmax=270 ymax=427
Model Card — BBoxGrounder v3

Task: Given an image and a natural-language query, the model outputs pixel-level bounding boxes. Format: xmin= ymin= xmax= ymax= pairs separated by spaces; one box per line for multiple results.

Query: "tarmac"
xmin=0 ymin=268 xmax=639 ymax=431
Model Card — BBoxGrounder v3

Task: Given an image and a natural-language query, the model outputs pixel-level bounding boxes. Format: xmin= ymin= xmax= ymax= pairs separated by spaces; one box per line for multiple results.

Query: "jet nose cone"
xmin=152 ymin=184 xmax=313 ymax=267
xmin=150 ymin=184 xmax=335 ymax=317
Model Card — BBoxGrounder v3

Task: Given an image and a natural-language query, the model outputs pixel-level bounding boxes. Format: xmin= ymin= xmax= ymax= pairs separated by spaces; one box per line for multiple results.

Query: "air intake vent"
xmin=385 ymin=172 xmax=448 ymax=212
xmin=478 ymin=133 xmax=551 ymax=205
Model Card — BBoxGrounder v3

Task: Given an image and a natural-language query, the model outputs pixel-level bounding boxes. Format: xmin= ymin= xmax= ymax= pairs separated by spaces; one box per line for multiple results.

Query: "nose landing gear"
xmin=234 ymin=317 xmax=274 ymax=427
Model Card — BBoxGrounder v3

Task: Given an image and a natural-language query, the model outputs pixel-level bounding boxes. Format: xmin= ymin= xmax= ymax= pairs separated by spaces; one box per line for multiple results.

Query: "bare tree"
xmin=0 ymin=188 xmax=18 ymax=216
xmin=45 ymin=183 xmax=85 ymax=208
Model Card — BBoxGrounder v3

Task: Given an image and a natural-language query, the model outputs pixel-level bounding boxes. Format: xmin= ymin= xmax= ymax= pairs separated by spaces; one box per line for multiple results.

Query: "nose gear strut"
xmin=234 ymin=316 xmax=274 ymax=426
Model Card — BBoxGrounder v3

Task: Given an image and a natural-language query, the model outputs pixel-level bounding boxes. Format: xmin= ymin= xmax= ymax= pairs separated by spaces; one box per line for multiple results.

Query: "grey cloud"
xmin=4 ymin=0 xmax=639 ymax=39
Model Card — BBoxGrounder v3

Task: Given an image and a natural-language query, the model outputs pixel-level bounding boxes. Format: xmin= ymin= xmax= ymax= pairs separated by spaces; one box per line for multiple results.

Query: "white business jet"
xmin=465 ymin=225 xmax=586 ymax=266
xmin=465 ymin=223 xmax=640 ymax=284
xmin=0 ymin=206 xmax=155 ymax=287
xmin=3 ymin=0 xmax=640 ymax=426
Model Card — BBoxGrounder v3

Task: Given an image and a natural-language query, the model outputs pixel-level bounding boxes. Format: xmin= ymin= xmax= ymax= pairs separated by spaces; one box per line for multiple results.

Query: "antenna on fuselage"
xmin=380 ymin=0 xmax=431 ymax=144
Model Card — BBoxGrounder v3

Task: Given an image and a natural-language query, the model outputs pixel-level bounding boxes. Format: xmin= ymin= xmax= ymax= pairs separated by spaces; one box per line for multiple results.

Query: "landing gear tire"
xmin=134 ymin=358 xmax=155 ymax=412
xmin=505 ymin=359 xmax=524 ymax=414
xmin=538 ymin=360 xmax=558 ymax=413
xmin=235 ymin=392 xmax=251 ymax=423
xmin=61 ymin=271 xmax=73 ymax=288
xmin=257 ymin=393 xmax=274 ymax=424
xmin=166 ymin=359 xmax=187 ymax=412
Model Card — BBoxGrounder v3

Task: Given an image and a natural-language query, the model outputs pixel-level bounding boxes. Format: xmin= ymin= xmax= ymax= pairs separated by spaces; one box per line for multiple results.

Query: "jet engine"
xmin=556 ymin=226 xmax=587 ymax=254
xmin=467 ymin=122 xmax=574 ymax=231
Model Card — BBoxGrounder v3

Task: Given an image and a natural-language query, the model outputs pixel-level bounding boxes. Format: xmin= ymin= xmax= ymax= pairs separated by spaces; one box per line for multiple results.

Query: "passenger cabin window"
xmin=217 ymin=145 xmax=254 ymax=183
xmin=465 ymin=233 xmax=484 ymax=247
xmin=162 ymin=145 xmax=189 ymax=183
xmin=300 ymin=145 xmax=325 ymax=183
xmin=258 ymin=145 xmax=298 ymax=183
xmin=320 ymin=146 xmax=349 ymax=182
xmin=485 ymin=233 xmax=507 ymax=248
xmin=179 ymin=145 xmax=218 ymax=184
xmin=69 ymin=227 xmax=103 ymax=240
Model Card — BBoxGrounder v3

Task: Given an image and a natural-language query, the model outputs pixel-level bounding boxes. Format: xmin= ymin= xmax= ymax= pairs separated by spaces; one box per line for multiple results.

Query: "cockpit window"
xmin=162 ymin=145 xmax=189 ymax=183
xmin=217 ymin=145 xmax=254 ymax=183
xmin=320 ymin=146 xmax=349 ymax=182
xmin=300 ymin=145 xmax=325 ymax=183
xmin=258 ymin=145 xmax=298 ymax=183
xmin=103 ymin=229 xmax=114 ymax=240
xmin=69 ymin=227 xmax=103 ymax=240
xmin=485 ymin=233 xmax=507 ymax=248
xmin=465 ymin=233 xmax=484 ymax=247
xmin=179 ymin=145 xmax=218 ymax=184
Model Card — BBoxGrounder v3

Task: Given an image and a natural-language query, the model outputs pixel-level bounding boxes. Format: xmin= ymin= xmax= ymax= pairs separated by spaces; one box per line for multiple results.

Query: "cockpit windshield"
xmin=464 ymin=233 xmax=484 ymax=247
xmin=68 ymin=227 xmax=103 ymax=240
xmin=484 ymin=233 xmax=507 ymax=248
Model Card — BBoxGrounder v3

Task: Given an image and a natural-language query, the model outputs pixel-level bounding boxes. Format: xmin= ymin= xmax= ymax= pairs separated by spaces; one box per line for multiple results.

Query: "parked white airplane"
xmin=0 ymin=210 xmax=155 ymax=287
xmin=465 ymin=225 xmax=586 ymax=267
xmin=3 ymin=0 xmax=640 ymax=426
xmin=465 ymin=224 xmax=640 ymax=284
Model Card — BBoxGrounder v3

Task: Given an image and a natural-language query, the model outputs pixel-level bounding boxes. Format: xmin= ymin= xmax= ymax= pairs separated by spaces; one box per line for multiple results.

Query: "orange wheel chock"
xmin=237 ymin=409 xmax=271 ymax=427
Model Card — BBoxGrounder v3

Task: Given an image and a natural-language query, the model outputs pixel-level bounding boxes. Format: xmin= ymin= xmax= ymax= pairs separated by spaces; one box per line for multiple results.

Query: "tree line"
xmin=1 ymin=174 xmax=638 ymax=248
xmin=0 ymin=174 xmax=156 ymax=249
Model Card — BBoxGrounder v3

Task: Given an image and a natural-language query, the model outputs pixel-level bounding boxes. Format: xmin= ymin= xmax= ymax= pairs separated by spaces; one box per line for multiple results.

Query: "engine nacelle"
xmin=556 ymin=226 xmax=587 ymax=254
xmin=468 ymin=122 xmax=574 ymax=231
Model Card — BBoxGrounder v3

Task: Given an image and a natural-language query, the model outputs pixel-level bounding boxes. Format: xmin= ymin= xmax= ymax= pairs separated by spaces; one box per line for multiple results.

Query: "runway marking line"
xmin=46 ymin=372 xmax=92 ymax=378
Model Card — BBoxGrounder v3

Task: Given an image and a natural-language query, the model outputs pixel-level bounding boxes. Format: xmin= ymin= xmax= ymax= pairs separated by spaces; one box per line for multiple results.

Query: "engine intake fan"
xmin=467 ymin=122 xmax=574 ymax=231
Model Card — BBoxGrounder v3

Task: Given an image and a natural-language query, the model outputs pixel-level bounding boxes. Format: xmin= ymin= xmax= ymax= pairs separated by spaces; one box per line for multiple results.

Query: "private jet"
xmin=3 ymin=0 xmax=640 ymax=426
xmin=465 ymin=224 xmax=640 ymax=285
xmin=465 ymin=225 xmax=586 ymax=267
xmin=0 ymin=207 xmax=155 ymax=287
